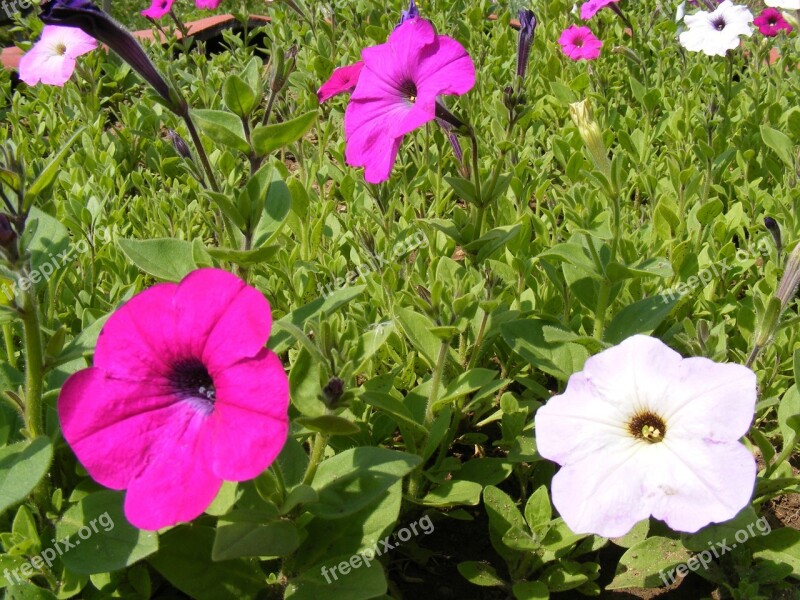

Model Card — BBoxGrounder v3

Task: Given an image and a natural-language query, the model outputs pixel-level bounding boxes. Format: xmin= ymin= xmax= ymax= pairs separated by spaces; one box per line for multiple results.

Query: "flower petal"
xmin=209 ymin=349 xmax=290 ymax=480
xmin=414 ymin=35 xmax=475 ymax=98
xmin=317 ymin=61 xmax=365 ymax=103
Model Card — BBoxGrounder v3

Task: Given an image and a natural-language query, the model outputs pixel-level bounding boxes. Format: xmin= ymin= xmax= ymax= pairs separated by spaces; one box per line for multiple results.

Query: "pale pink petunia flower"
xmin=534 ymin=335 xmax=757 ymax=538
xmin=18 ymin=25 xmax=97 ymax=86
xmin=558 ymin=25 xmax=603 ymax=61
xmin=141 ymin=0 xmax=174 ymax=19
xmin=58 ymin=269 xmax=290 ymax=530
xmin=317 ymin=61 xmax=365 ymax=103
xmin=344 ymin=17 xmax=475 ymax=184
xmin=580 ymin=0 xmax=620 ymax=20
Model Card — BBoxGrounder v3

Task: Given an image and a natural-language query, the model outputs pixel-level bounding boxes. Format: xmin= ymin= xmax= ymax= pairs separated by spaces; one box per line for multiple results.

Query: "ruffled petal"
xmin=414 ymin=35 xmax=475 ymax=98
xmin=317 ymin=61 xmax=364 ymax=103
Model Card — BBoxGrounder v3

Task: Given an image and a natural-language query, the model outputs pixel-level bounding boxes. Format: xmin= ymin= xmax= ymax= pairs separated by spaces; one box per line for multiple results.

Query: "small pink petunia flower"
xmin=580 ymin=0 xmax=620 ymax=20
xmin=344 ymin=17 xmax=476 ymax=184
xmin=195 ymin=0 xmax=221 ymax=9
xmin=558 ymin=25 xmax=603 ymax=61
xmin=141 ymin=0 xmax=174 ymax=19
xmin=534 ymin=335 xmax=757 ymax=538
xmin=754 ymin=8 xmax=793 ymax=36
xmin=58 ymin=269 xmax=290 ymax=530
xmin=18 ymin=25 xmax=97 ymax=87
xmin=317 ymin=61 xmax=365 ymax=103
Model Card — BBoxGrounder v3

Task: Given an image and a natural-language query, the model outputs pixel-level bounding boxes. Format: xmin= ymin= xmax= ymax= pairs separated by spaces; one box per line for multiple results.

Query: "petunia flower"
xmin=18 ymin=25 xmax=96 ymax=86
xmin=534 ymin=335 xmax=757 ymax=538
xmin=195 ymin=0 xmax=221 ymax=9
xmin=580 ymin=0 xmax=620 ymax=20
xmin=141 ymin=0 xmax=173 ymax=19
xmin=344 ymin=17 xmax=475 ymax=184
xmin=558 ymin=25 xmax=603 ymax=61
xmin=765 ymin=0 xmax=800 ymax=9
xmin=754 ymin=8 xmax=793 ymax=36
xmin=679 ymin=0 xmax=753 ymax=57
xmin=58 ymin=268 xmax=290 ymax=530
xmin=317 ymin=61 xmax=365 ymax=103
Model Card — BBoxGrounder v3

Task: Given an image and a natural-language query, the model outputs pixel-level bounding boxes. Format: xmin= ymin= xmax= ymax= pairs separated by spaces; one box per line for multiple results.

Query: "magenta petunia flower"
xmin=754 ymin=8 xmax=793 ymax=36
xmin=534 ymin=335 xmax=757 ymax=538
xmin=317 ymin=61 xmax=365 ymax=103
xmin=58 ymin=269 xmax=290 ymax=530
xmin=195 ymin=0 xmax=221 ymax=9
xmin=18 ymin=25 xmax=96 ymax=87
xmin=141 ymin=0 xmax=173 ymax=19
xmin=558 ymin=25 xmax=603 ymax=61
xmin=344 ymin=17 xmax=475 ymax=184
xmin=580 ymin=0 xmax=620 ymax=20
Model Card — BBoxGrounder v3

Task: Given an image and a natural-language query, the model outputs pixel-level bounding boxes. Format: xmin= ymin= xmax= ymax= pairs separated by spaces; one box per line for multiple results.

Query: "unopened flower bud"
xmin=322 ymin=377 xmax=344 ymax=407
xmin=270 ymin=45 xmax=298 ymax=95
xmin=516 ymin=9 xmax=536 ymax=80
xmin=569 ymin=98 xmax=612 ymax=181
xmin=167 ymin=129 xmax=193 ymax=161
xmin=0 ymin=214 xmax=18 ymax=261
xmin=776 ymin=243 xmax=800 ymax=312
xmin=764 ymin=217 xmax=782 ymax=253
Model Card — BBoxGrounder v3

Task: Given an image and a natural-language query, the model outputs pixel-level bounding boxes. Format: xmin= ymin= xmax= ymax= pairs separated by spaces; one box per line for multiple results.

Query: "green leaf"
xmin=148 ymin=526 xmax=264 ymax=600
xmin=604 ymin=294 xmax=677 ymax=345
xmin=55 ymin=490 xmax=158 ymax=574
xmin=289 ymin=347 xmax=326 ymax=418
xmin=457 ymin=561 xmax=506 ymax=587
xmin=212 ymin=515 xmax=300 ymax=560
xmin=760 ymin=125 xmax=795 ymax=168
xmin=606 ymin=537 xmax=691 ymax=589
xmin=452 ymin=458 xmax=512 ymax=486
xmin=0 ymin=437 xmax=53 ymax=514
xmin=285 ymin=553 xmax=386 ymax=600
xmin=223 ymin=74 xmax=257 ymax=118
xmin=205 ymin=244 xmax=280 ymax=266
xmin=421 ymin=480 xmax=482 ymax=507
xmin=752 ymin=527 xmax=800 ymax=577
xmin=394 ymin=306 xmax=447 ymax=370
xmin=118 ymin=238 xmax=197 ymax=282
xmin=501 ymin=319 xmax=589 ymax=380
xmin=251 ymin=174 xmax=292 ymax=248
xmin=296 ymin=415 xmax=360 ymax=435
xmin=24 ymin=127 xmax=85 ymax=211
xmin=25 ymin=208 xmax=70 ymax=275
xmin=524 ymin=486 xmax=551 ymax=535
xmin=360 ymin=391 xmax=428 ymax=437
xmin=433 ymin=368 xmax=498 ymax=412
xmin=192 ymin=109 xmax=250 ymax=154
xmin=484 ymin=485 xmax=526 ymax=563
xmin=310 ymin=447 xmax=420 ymax=519
xmin=252 ymin=111 xmax=318 ymax=157
xmin=5 ymin=583 xmax=58 ymax=600
xmin=512 ymin=581 xmax=549 ymax=600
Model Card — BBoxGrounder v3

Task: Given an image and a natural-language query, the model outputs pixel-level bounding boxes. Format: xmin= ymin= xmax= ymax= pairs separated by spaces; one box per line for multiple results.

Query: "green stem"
xmin=466 ymin=310 xmax=489 ymax=370
xmin=765 ymin=432 xmax=797 ymax=478
xmin=3 ymin=323 xmax=16 ymax=369
xmin=593 ymin=282 xmax=611 ymax=341
xmin=182 ymin=113 xmax=221 ymax=193
xmin=20 ymin=284 xmax=44 ymax=439
xmin=424 ymin=339 xmax=451 ymax=428
xmin=301 ymin=433 xmax=328 ymax=486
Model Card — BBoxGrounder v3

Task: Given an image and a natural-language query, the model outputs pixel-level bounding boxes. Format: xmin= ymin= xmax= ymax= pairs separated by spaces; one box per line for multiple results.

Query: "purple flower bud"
xmin=764 ymin=217 xmax=782 ymax=253
xmin=398 ymin=0 xmax=419 ymax=27
xmin=40 ymin=0 xmax=180 ymax=112
xmin=0 ymin=213 xmax=18 ymax=260
xmin=167 ymin=129 xmax=193 ymax=161
xmin=517 ymin=9 xmax=536 ymax=79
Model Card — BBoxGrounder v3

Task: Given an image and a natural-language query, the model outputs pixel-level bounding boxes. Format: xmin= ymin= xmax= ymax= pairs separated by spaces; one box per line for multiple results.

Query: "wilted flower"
xmin=776 ymin=243 xmax=800 ymax=311
xmin=344 ymin=17 xmax=475 ymax=183
xmin=18 ymin=25 xmax=96 ymax=86
xmin=754 ymin=8 xmax=793 ymax=36
xmin=569 ymin=98 xmax=611 ymax=180
xmin=679 ymin=0 xmax=754 ymax=57
xmin=580 ymin=0 xmax=620 ymax=20
xmin=558 ymin=25 xmax=603 ymax=61
xmin=141 ymin=0 xmax=173 ymax=19
xmin=516 ymin=9 xmax=537 ymax=79
xmin=535 ymin=335 xmax=757 ymax=538
xmin=58 ymin=269 xmax=290 ymax=530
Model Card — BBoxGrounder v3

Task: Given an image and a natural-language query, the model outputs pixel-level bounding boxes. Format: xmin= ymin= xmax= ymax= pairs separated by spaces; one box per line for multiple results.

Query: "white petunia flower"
xmin=765 ymin=0 xmax=800 ymax=10
xmin=679 ymin=0 xmax=754 ymax=57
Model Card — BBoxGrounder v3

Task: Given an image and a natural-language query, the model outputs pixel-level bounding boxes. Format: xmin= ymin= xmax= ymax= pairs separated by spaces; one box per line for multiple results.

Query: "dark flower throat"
xmin=169 ymin=358 xmax=216 ymax=409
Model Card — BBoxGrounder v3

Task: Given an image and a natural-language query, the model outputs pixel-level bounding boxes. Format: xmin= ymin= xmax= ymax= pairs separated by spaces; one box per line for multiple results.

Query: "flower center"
xmin=627 ymin=411 xmax=666 ymax=443
xmin=399 ymin=79 xmax=418 ymax=103
xmin=169 ymin=358 xmax=216 ymax=411
xmin=574 ymin=36 xmax=585 ymax=48
xmin=711 ymin=16 xmax=726 ymax=31
xmin=55 ymin=43 xmax=67 ymax=56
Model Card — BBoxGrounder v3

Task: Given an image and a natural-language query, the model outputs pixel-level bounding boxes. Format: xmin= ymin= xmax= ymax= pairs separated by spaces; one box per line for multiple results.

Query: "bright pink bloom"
xmin=317 ymin=61 xmax=365 ymax=103
xmin=195 ymin=0 xmax=221 ymax=9
xmin=558 ymin=25 xmax=603 ymax=61
xmin=580 ymin=0 xmax=620 ymax=20
xmin=58 ymin=269 xmax=289 ymax=530
xmin=754 ymin=8 xmax=793 ymax=36
xmin=344 ymin=18 xmax=475 ymax=184
xmin=141 ymin=0 xmax=174 ymax=19
xmin=18 ymin=25 xmax=96 ymax=87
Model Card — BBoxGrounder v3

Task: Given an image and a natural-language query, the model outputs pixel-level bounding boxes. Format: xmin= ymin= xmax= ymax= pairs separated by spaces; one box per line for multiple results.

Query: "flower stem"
xmin=301 ymin=433 xmax=328 ymax=486
xmin=424 ymin=339 xmax=451 ymax=428
xmin=20 ymin=283 xmax=44 ymax=439
xmin=182 ymin=113 xmax=221 ymax=193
